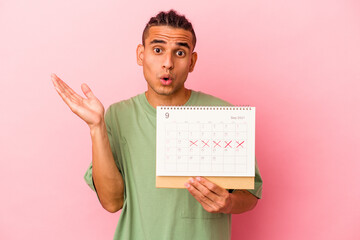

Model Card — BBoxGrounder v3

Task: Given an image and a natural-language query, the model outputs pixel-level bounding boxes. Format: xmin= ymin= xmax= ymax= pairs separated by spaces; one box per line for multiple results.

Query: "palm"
xmin=51 ymin=74 xmax=104 ymax=127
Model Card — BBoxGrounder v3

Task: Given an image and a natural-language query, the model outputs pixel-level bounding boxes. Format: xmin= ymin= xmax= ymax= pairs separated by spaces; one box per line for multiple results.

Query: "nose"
xmin=162 ymin=52 xmax=174 ymax=70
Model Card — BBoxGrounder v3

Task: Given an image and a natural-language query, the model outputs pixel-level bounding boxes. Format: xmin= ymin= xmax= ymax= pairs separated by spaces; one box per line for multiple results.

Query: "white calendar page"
xmin=156 ymin=106 xmax=255 ymax=177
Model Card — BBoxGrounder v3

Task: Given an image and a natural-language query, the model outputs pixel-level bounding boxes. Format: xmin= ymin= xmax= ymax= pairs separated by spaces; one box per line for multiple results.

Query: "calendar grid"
xmin=162 ymin=121 xmax=250 ymax=176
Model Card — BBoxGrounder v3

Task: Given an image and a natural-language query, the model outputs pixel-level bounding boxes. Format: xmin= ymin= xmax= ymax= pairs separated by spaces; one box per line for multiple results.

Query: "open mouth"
xmin=160 ymin=77 xmax=172 ymax=85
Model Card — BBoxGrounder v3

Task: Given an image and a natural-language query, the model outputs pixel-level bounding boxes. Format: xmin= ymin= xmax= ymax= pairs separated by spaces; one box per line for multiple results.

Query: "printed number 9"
xmin=165 ymin=112 xmax=169 ymax=119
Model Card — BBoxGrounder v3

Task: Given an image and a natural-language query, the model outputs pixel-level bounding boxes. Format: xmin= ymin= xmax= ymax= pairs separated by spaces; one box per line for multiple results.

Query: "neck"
xmin=145 ymin=88 xmax=191 ymax=108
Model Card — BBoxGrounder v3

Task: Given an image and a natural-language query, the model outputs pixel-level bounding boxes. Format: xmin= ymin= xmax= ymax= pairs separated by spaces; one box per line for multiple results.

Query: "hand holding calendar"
xmin=185 ymin=176 xmax=232 ymax=213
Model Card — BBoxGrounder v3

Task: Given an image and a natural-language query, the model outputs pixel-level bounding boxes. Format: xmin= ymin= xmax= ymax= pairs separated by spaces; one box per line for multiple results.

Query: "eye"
xmin=154 ymin=48 xmax=162 ymax=54
xmin=176 ymin=50 xmax=185 ymax=57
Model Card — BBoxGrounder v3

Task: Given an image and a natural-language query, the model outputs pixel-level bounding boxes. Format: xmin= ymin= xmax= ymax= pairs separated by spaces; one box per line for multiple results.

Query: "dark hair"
xmin=142 ymin=10 xmax=197 ymax=50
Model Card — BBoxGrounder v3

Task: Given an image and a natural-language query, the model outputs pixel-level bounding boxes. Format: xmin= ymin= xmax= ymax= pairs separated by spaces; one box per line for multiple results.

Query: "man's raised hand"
xmin=51 ymin=73 xmax=105 ymax=128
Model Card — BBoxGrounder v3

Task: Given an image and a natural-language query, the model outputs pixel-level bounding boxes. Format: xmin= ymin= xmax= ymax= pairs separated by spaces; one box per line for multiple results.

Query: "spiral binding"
xmin=158 ymin=106 xmax=253 ymax=110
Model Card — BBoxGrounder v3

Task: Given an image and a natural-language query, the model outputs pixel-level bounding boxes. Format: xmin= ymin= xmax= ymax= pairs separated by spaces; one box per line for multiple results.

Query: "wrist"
xmin=223 ymin=192 xmax=234 ymax=214
xmin=89 ymin=119 xmax=106 ymax=136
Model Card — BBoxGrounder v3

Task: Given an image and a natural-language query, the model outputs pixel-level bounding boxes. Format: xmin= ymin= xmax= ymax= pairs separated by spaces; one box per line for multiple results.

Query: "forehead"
xmin=145 ymin=26 xmax=194 ymax=48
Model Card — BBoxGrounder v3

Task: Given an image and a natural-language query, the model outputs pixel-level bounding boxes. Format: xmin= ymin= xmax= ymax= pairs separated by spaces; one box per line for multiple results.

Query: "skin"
xmin=51 ymin=75 xmax=124 ymax=212
xmin=52 ymin=25 xmax=258 ymax=214
xmin=136 ymin=26 xmax=197 ymax=107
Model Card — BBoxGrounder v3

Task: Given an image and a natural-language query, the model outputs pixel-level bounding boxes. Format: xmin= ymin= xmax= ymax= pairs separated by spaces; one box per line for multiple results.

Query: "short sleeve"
xmin=247 ymin=158 xmax=263 ymax=199
xmin=84 ymin=162 xmax=96 ymax=191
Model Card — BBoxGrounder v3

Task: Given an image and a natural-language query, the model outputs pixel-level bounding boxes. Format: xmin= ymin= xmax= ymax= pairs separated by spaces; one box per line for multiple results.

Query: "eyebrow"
xmin=176 ymin=42 xmax=190 ymax=49
xmin=149 ymin=39 xmax=190 ymax=49
xmin=150 ymin=39 xmax=166 ymax=45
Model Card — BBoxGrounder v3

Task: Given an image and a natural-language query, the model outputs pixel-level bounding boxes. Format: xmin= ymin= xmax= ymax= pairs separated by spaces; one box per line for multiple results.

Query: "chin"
xmin=156 ymin=90 xmax=175 ymax=96
xmin=153 ymin=85 xmax=176 ymax=96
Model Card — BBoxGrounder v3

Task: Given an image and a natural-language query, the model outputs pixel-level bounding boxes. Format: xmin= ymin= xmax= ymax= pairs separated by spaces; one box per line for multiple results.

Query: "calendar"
xmin=156 ymin=106 xmax=255 ymax=177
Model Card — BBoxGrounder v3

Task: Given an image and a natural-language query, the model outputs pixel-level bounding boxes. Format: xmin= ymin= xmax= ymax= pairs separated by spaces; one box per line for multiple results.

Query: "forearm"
xmin=227 ymin=190 xmax=258 ymax=214
xmin=90 ymin=121 xmax=124 ymax=213
xmin=51 ymin=75 xmax=124 ymax=212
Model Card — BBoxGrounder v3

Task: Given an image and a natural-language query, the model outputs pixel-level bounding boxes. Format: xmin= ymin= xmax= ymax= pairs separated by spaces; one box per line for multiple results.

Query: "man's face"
xmin=137 ymin=26 xmax=197 ymax=97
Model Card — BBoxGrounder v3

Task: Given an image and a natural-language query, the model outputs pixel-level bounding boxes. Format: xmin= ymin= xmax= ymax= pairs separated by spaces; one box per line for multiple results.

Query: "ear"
xmin=189 ymin=52 xmax=198 ymax=72
xmin=136 ymin=44 xmax=145 ymax=66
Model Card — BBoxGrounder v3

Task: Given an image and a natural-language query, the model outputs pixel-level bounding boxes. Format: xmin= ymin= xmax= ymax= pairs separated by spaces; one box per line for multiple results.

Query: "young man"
xmin=52 ymin=10 xmax=262 ymax=240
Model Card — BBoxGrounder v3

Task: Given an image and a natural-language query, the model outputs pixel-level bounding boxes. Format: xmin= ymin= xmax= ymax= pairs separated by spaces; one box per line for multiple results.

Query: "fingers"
xmin=185 ymin=177 xmax=231 ymax=213
xmin=81 ymin=83 xmax=96 ymax=99
xmin=52 ymin=74 xmax=81 ymax=98
xmin=51 ymin=73 xmax=83 ymax=110
xmin=196 ymin=177 xmax=227 ymax=195
xmin=189 ymin=177 xmax=220 ymax=201
xmin=185 ymin=180 xmax=215 ymax=212
xmin=51 ymin=74 xmax=96 ymax=101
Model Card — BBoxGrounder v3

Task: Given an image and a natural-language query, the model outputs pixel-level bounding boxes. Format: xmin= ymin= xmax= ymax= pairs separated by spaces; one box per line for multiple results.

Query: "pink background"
xmin=1 ymin=0 xmax=359 ymax=239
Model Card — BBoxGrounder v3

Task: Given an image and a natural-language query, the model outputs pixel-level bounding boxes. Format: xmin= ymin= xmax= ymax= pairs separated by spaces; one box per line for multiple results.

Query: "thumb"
xmin=81 ymin=83 xmax=95 ymax=99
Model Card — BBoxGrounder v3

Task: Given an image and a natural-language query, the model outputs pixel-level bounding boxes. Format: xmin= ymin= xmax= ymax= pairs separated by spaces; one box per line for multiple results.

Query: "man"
xmin=52 ymin=10 xmax=262 ymax=240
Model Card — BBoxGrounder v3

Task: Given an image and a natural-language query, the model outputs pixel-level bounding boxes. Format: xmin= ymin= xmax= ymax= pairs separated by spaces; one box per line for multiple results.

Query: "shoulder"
xmin=190 ymin=90 xmax=232 ymax=106
xmin=107 ymin=93 xmax=143 ymax=112
xmin=105 ymin=93 xmax=144 ymax=120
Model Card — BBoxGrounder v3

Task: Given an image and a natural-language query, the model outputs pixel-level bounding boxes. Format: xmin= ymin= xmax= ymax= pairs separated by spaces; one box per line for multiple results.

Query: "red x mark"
xmin=224 ymin=141 xmax=232 ymax=148
xmin=201 ymin=140 xmax=210 ymax=148
xmin=190 ymin=140 xmax=198 ymax=147
xmin=213 ymin=141 xmax=221 ymax=148
xmin=236 ymin=141 xmax=245 ymax=148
